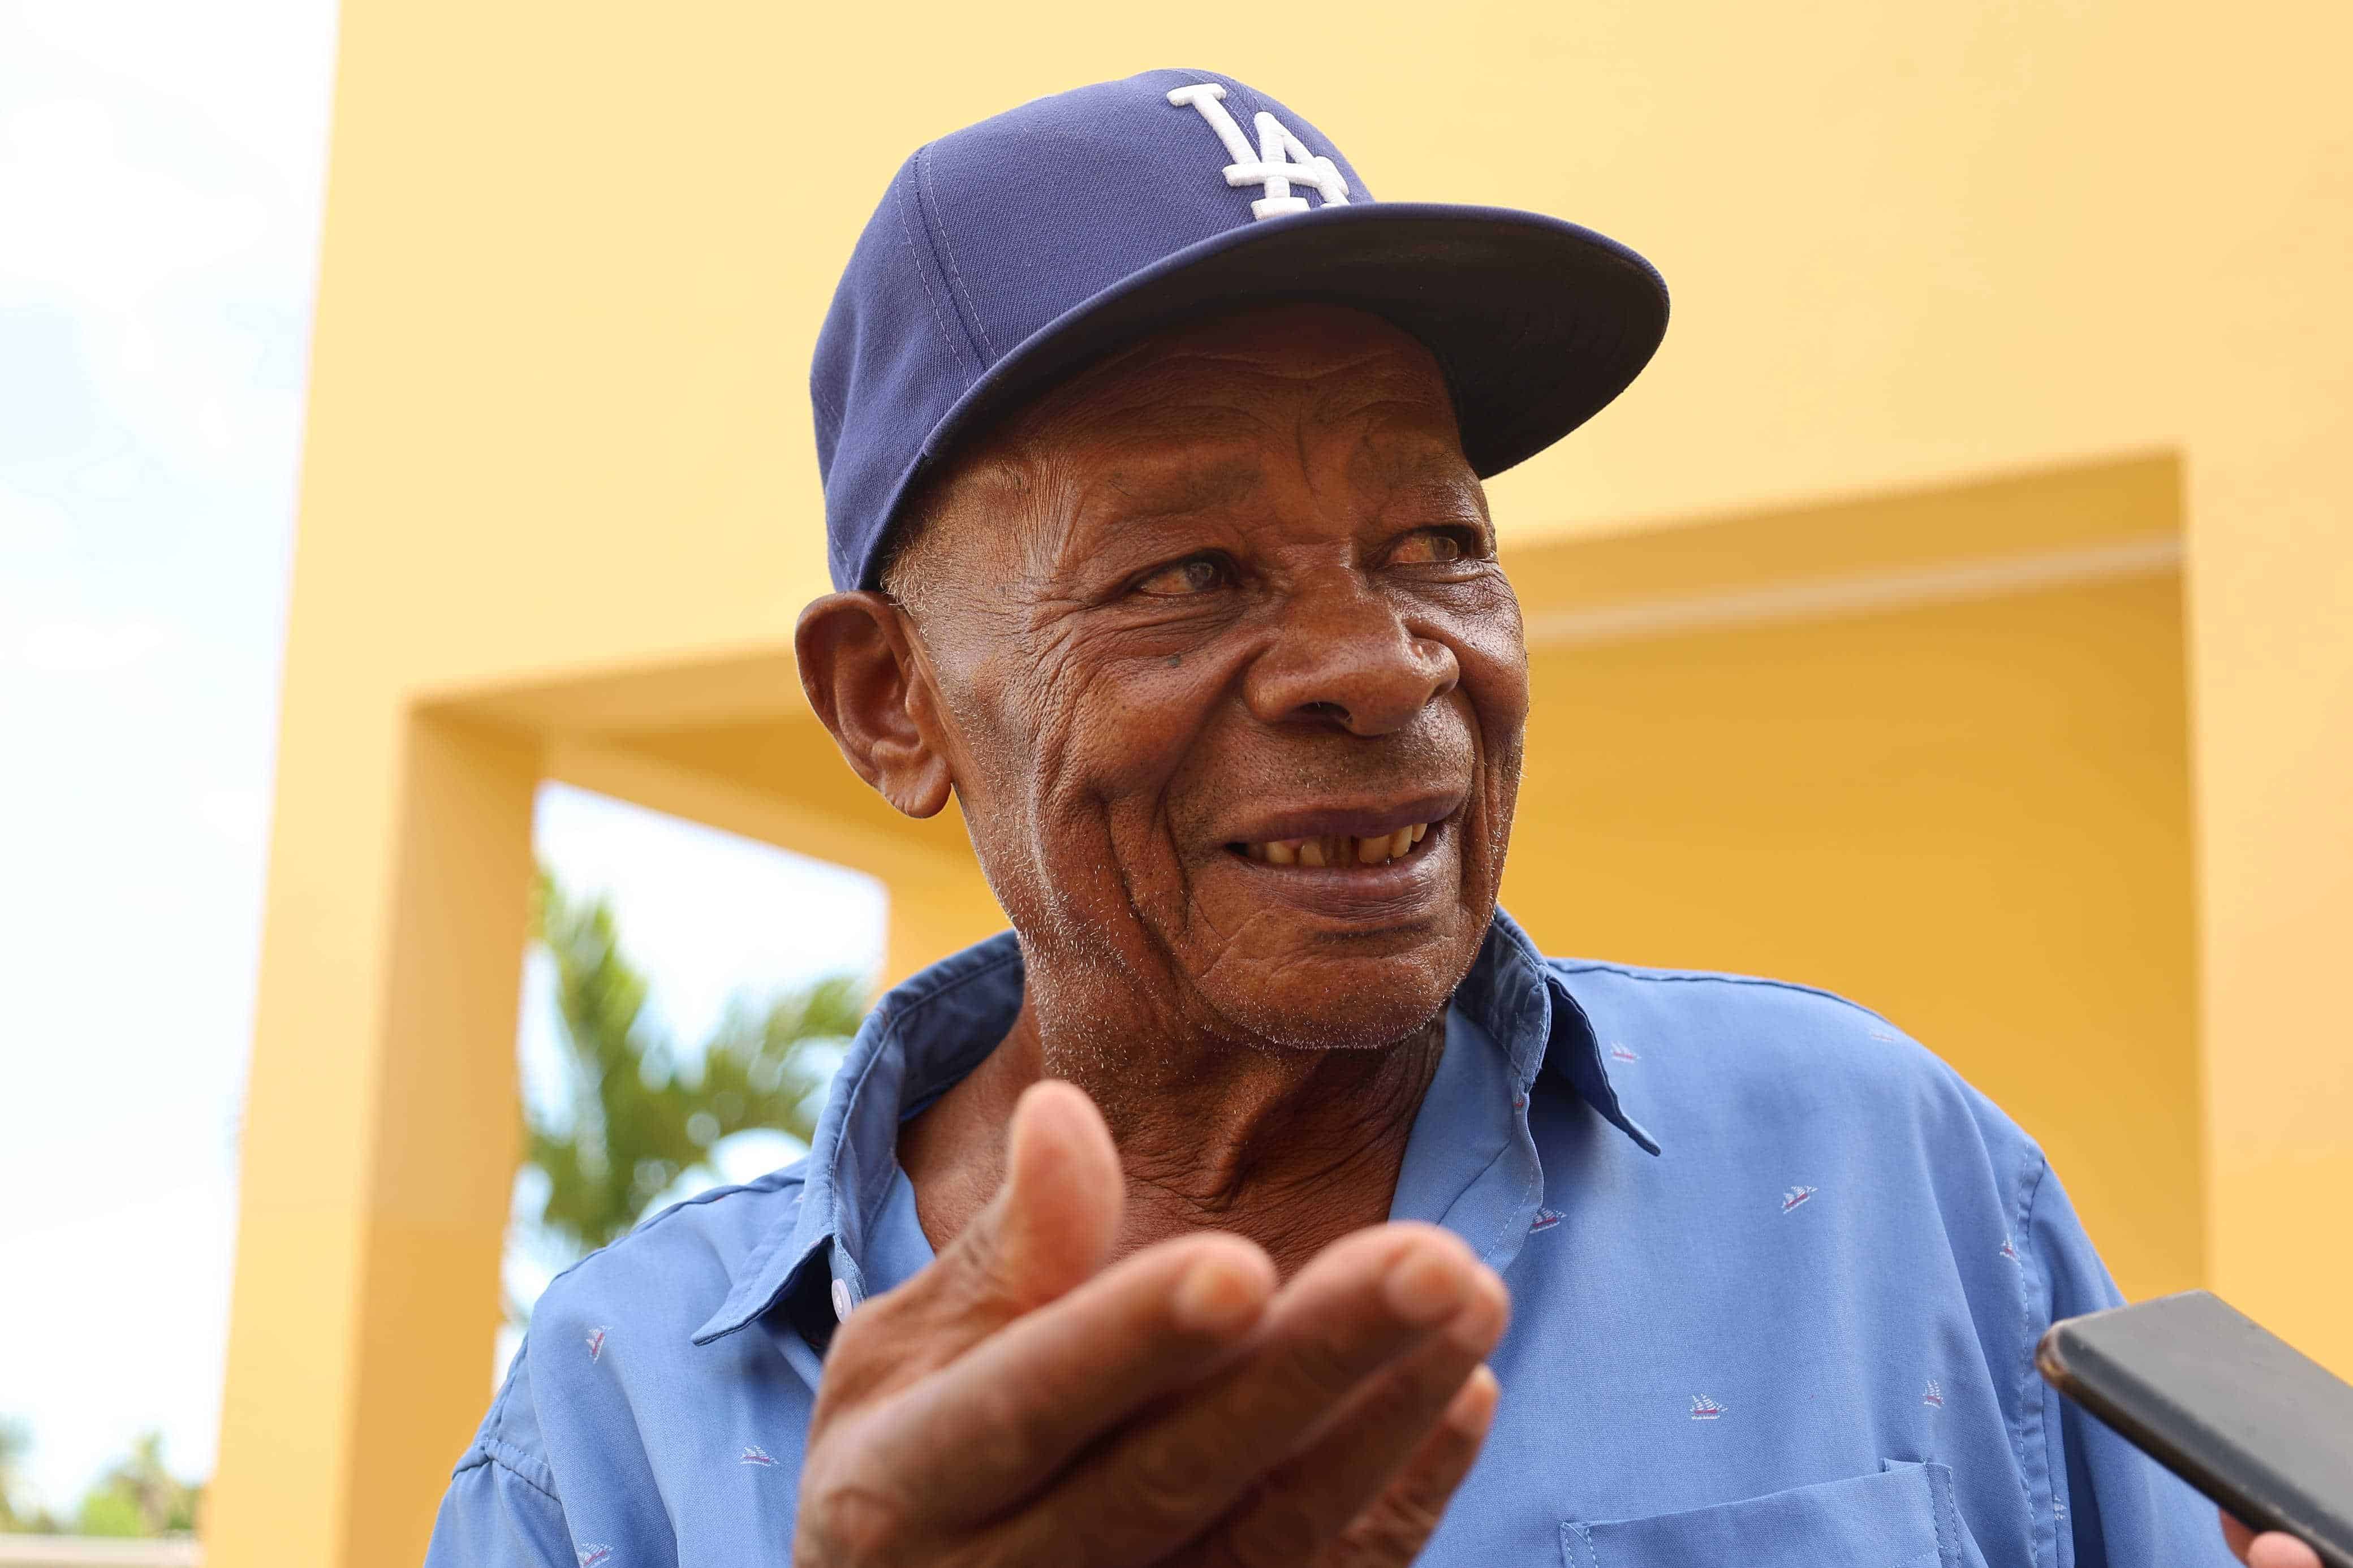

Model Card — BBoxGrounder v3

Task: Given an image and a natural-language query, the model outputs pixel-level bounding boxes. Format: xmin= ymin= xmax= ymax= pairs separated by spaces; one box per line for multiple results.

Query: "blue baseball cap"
xmin=811 ymin=67 xmax=1669 ymax=591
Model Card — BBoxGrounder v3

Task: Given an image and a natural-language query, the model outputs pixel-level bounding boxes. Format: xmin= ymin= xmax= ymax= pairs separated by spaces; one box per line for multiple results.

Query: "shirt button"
xmin=830 ymin=1278 xmax=855 ymax=1322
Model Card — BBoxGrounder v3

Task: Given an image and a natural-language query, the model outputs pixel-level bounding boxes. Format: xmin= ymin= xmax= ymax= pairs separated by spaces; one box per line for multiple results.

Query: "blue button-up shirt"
xmin=429 ymin=910 xmax=2232 ymax=1568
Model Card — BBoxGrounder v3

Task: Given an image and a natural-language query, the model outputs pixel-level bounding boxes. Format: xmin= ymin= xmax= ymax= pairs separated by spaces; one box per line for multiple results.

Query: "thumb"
xmin=812 ymin=1081 xmax=1125 ymax=1423
xmin=943 ymin=1077 xmax=1123 ymax=1318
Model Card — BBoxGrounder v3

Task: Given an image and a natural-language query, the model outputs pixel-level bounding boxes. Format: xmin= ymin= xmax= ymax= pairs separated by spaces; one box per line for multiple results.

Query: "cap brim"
xmin=878 ymin=202 xmax=1668 ymax=585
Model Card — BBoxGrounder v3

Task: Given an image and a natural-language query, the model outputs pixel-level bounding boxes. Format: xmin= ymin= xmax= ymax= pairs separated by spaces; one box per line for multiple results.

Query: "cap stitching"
xmin=889 ymin=157 xmax=980 ymax=382
xmin=809 ymin=369 xmax=844 ymax=439
xmin=916 ymin=151 xmax=1000 ymax=362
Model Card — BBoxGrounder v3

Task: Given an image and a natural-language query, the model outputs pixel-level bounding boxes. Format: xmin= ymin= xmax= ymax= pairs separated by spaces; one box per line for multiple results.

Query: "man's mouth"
xmin=1228 ymin=820 xmax=1434 ymax=868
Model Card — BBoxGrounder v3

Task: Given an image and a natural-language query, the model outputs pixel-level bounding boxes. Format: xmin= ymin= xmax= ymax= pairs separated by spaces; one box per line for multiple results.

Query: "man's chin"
xmin=1199 ymin=954 xmax=1466 ymax=1054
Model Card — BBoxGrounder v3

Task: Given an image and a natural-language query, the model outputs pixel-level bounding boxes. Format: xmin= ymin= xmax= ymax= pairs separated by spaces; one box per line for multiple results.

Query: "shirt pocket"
xmin=1560 ymin=1459 xmax=1986 ymax=1568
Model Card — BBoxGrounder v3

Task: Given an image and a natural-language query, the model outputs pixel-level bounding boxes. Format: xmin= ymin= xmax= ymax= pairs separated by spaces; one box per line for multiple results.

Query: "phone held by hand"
xmin=2036 ymin=1290 xmax=2353 ymax=1568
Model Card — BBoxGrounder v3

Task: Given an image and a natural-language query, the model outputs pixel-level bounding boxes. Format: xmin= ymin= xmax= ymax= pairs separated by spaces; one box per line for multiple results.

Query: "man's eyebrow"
xmin=1357 ymin=444 xmax=1492 ymax=520
xmin=1035 ymin=457 xmax=1261 ymax=585
xmin=1387 ymin=474 xmax=1491 ymax=522
xmin=1084 ymin=455 xmax=1264 ymax=522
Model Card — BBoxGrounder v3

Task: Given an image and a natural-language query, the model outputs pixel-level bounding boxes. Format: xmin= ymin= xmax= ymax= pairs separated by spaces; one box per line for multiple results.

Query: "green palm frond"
xmin=523 ymin=866 xmax=865 ymax=1259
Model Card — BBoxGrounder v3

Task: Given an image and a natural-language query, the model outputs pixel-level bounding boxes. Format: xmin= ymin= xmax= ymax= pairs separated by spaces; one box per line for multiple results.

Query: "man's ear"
xmin=795 ymin=591 xmax=954 ymax=819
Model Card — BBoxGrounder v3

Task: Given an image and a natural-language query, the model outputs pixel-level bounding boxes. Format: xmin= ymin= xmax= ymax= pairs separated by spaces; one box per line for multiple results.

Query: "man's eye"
xmin=1391 ymin=529 xmax=1471 ymax=565
xmin=1134 ymin=555 xmax=1229 ymax=597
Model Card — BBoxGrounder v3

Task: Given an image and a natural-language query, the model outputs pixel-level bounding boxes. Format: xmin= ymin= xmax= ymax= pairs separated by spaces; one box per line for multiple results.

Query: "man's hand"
xmin=792 ymin=1078 xmax=1509 ymax=1567
xmin=2222 ymin=1511 xmax=2324 ymax=1568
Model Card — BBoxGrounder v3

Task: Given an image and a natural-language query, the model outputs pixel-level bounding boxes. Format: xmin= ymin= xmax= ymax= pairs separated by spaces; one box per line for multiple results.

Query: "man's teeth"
xmin=1243 ymin=822 xmax=1430 ymax=867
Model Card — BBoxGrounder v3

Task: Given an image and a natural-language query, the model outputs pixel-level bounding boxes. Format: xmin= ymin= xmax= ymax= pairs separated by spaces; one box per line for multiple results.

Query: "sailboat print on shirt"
xmin=1689 ymin=1394 xmax=1726 ymax=1420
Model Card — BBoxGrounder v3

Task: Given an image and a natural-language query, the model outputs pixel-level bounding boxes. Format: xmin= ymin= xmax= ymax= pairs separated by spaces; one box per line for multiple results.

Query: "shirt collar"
xmin=1476 ymin=905 xmax=1660 ymax=1157
xmin=691 ymin=906 xmax=1656 ymax=1346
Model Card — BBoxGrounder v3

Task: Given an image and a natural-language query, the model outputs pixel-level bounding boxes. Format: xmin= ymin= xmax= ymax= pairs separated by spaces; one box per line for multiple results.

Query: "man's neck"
xmin=897 ymin=984 xmax=1447 ymax=1280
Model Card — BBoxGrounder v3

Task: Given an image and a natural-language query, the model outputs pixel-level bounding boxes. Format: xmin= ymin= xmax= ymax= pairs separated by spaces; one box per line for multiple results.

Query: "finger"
xmin=1195 ymin=1266 xmax=1505 ymax=1568
xmin=1325 ymin=1366 xmax=1501 ymax=1568
xmin=2220 ymin=1512 xmax=2322 ymax=1568
xmin=851 ymin=1230 xmax=1278 ymax=1522
xmin=816 ymin=1079 xmax=1123 ymax=1415
xmin=942 ymin=1077 xmax=1124 ymax=1314
xmin=986 ymin=1222 xmax=1495 ymax=1568
xmin=2250 ymin=1533 xmax=2325 ymax=1568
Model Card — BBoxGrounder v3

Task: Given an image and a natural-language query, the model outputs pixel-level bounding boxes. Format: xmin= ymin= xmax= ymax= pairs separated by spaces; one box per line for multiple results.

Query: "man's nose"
xmin=1242 ymin=573 xmax=1460 ymax=736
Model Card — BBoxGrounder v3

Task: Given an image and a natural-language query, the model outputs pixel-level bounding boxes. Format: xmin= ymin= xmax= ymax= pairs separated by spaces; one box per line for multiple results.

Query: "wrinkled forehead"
xmin=903 ymin=304 xmax=1479 ymax=574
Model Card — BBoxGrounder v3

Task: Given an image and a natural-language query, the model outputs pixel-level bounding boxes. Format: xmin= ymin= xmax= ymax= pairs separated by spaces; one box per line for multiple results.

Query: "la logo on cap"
xmin=1167 ymin=83 xmax=1352 ymax=220
xmin=810 ymin=67 xmax=1667 ymax=594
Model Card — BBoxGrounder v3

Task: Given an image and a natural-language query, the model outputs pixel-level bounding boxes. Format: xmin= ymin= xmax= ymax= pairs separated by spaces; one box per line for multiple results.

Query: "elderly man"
xmin=429 ymin=71 xmax=2306 ymax=1568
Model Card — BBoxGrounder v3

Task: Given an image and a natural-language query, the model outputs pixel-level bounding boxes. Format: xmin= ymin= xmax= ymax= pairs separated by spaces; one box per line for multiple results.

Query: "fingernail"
xmin=1173 ymin=1256 xmax=1265 ymax=1334
xmin=1383 ymin=1243 xmax=1473 ymax=1326
xmin=1446 ymin=1365 xmax=1500 ymax=1437
xmin=1445 ymin=1268 xmax=1509 ymax=1353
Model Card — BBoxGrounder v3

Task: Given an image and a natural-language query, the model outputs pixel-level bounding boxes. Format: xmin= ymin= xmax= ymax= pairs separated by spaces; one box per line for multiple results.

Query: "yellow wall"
xmin=1498 ymin=455 xmax=2200 ymax=1302
xmin=1507 ymin=570 xmax=2198 ymax=1301
xmin=212 ymin=0 xmax=2352 ymax=1561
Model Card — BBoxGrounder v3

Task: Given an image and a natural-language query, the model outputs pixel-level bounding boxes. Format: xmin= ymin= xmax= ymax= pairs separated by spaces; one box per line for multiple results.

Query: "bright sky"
xmin=0 ymin=0 xmax=884 ymax=1517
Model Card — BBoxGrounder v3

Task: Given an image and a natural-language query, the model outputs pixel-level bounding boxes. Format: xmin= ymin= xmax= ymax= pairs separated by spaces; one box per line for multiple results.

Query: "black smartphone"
xmin=2036 ymin=1290 xmax=2353 ymax=1568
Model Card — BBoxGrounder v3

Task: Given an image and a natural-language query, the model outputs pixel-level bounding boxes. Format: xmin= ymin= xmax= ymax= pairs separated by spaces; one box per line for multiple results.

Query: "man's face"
xmin=893 ymin=304 xmax=1528 ymax=1051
